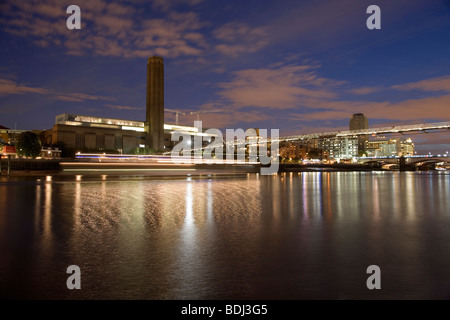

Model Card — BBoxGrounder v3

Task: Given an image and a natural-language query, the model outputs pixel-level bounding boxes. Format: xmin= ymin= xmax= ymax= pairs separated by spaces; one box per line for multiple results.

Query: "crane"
xmin=189 ymin=109 xmax=222 ymax=121
xmin=165 ymin=108 xmax=186 ymax=125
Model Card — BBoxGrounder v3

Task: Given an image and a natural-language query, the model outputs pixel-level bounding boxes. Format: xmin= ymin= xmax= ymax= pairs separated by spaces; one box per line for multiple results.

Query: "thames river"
xmin=1 ymin=171 xmax=450 ymax=299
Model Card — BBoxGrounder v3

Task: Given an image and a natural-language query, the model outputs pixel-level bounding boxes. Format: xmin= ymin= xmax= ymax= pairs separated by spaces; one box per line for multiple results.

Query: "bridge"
xmin=358 ymin=154 xmax=450 ymax=163
xmin=358 ymin=154 xmax=450 ymax=170
xmin=70 ymin=121 xmax=449 ymax=173
xmin=278 ymin=121 xmax=450 ymax=142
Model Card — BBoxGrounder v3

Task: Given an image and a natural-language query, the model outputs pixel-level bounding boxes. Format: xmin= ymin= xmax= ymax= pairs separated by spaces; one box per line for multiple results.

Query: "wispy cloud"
xmin=54 ymin=92 xmax=112 ymax=102
xmin=105 ymin=104 xmax=142 ymax=110
xmin=174 ymin=109 xmax=272 ymax=129
xmin=213 ymin=22 xmax=269 ymax=57
xmin=0 ymin=77 xmax=111 ymax=102
xmin=289 ymin=94 xmax=450 ymax=122
xmin=349 ymin=75 xmax=450 ymax=96
xmin=217 ymin=63 xmax=344 ymax=109
xmin=151 ymin=0 xmax=204 ymax=12
xmin=349 ymin=86 xmax=383 ymax=95
xmin=391 ymin=75 xmax=450 ymax=92
xmin=0 ymin=78 xmax=50 ymax=96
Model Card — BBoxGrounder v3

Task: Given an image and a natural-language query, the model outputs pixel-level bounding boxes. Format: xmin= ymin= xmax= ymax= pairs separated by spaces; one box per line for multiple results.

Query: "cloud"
xmin=261 ymin=73 xmax=450 ymax=124
xmin=217 ymin=63 xmax=343 ymax=109
xmin=1 ymin=0 xmax=280 ymax=60
xmin=151 ymin=0 xmax=204 ymax=12
xmin=1 ymin=0 xmax=207 ymax=58
xmin=173 ymin=109 xmax=273 ymax=129
xmin=210 ymin=64 xmax=450 ymax=132
xmin=0 ymin=77 xmax=111 ymax=102
xmin=391 ymin=75 xmax=450 ymax=92
xmin=105 ymin=104 xmax=142 ymax=110
xmin=0 ymin=78 xmax=50 ymax=96
xmin=213 ymin=22 xmax=269 ymax=57
xmin=289 ymin=94 xmax=450 ymax=123
xmin=349 ymin=86 xmax=383 ymax=95
xmin=54 ymin=92 xmax=112 ymax=102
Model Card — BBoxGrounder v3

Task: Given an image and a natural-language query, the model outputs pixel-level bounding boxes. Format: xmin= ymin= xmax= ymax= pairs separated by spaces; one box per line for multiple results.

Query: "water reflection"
xmin=302 ymin=173 xmax=308 ymax=221
xmin=325 ymin=172 xmax=332 ymax=220
xmin=1 ymin=172 xmax=450 ymax=299
xmin=206 ymin=181 xmax=214 ymax=227
xmin=181 ymin=182 xmax=195 ymax=248
xmin=43 ymin=178 xmax=52 ymax=246
xmin=34 ymin=184 xmax=41 ymax=234
xmin=74 ymin=179 xmax=81 ymax=228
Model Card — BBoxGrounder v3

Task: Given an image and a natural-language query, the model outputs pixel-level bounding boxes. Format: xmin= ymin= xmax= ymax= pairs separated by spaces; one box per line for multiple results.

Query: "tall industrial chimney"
xmin=146 ymin=56 xmax=164 ymax=151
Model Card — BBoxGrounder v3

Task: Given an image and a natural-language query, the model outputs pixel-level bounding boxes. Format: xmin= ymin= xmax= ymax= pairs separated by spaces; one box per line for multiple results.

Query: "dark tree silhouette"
xmin=16 ymin=131 xmax=42 ymax=158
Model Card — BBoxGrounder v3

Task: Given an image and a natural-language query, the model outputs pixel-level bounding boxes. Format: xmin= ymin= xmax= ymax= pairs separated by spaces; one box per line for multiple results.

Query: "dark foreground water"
xmin=1 ymin=171 xmax=449 ymax=299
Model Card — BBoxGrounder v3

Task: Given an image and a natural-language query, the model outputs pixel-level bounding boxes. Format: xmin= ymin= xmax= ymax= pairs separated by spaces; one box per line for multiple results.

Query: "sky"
xmin=0 ymin=0 xmax=449 ymax=153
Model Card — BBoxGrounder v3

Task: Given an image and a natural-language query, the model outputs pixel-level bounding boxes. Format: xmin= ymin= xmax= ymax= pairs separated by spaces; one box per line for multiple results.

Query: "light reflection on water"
xmin=0 ymin=171 xmax=450 ymax=299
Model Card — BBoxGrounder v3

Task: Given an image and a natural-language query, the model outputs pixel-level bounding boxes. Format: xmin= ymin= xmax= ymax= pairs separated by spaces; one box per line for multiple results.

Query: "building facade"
xmin=367 ymin=137 xmax=415 ymax=157
xmin=51 ymin=122 xmax=144 ymax=154
xmin=279 ymin=142 xmax=308 ymax=160
xmin=349 ymin=113 xmax=368 ymax=130
xmin=50 ymin=113 xmax=209 ymax=154
xmin=0 ymin=126 xmax=24 ymax=146
xmin=349 ymin=113 xmax=369 ymax=154
xmin=380 ymin=138 xmax=415 ymax=157
xmin=319 ymin=136 xmax=358 ymax=159
xmin=279 ymin=139 xmax=325 ymax=160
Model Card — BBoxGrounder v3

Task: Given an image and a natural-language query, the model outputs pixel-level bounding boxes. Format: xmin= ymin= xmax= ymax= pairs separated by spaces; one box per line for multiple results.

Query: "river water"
xmin=1 ymin=171 xmax=449 ymax=299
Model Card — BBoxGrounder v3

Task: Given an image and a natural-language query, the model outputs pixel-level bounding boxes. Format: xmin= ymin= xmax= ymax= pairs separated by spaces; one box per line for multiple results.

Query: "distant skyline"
xmin=1 ymin=0 xmax=449 ymax=153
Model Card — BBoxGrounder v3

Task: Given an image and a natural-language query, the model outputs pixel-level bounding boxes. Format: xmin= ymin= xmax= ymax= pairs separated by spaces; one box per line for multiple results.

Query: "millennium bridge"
xmin=278 ymin=121 xmax=450 ymax=142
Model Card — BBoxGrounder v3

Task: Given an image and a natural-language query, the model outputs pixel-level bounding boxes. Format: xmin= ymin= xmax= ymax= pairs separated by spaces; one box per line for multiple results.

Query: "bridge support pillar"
xmin=399 ymin=156 xmax=406 ymax=172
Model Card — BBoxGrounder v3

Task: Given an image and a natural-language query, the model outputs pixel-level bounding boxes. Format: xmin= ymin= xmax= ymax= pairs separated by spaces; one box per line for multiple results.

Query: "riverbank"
xmin=0 ymin=159 xmax=439 ymax=177
xmin=0 ymin=169 xmax=60 ymax=177
xmin=278 ymin=163 xmax=409 ymax=172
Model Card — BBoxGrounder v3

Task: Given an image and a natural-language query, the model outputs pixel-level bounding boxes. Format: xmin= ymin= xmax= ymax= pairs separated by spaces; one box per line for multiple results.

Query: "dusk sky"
xmin=1 ymin=0 xmax=449 ymax=153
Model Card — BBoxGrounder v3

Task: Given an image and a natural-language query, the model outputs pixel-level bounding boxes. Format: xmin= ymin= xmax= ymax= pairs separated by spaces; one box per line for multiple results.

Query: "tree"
xmin=16 ymin=131 xmax=42 ymax=158
xmin=358 ymin=150 xmax=368 ymax=157
xmin=292 ymin=156 xmax=301 ymax=164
